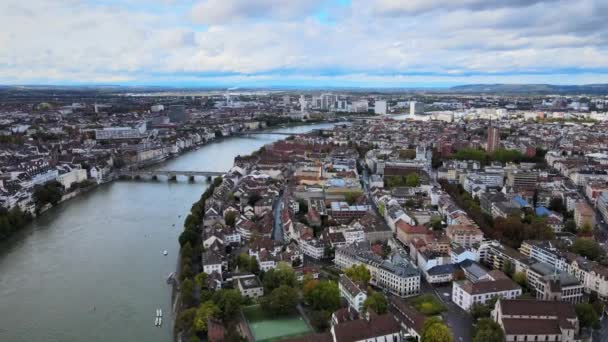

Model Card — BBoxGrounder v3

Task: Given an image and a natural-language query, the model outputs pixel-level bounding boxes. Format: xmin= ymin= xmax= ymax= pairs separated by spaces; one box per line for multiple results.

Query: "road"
xmin=420 ymin=280 xmax=473 ymax=342
xmin=272 ymin=193 xmax=285 ymax=242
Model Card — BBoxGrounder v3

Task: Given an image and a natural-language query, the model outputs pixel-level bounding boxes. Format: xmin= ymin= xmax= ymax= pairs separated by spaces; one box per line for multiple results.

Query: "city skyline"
xmin=1 ymin=0 xmax=608 ymax=87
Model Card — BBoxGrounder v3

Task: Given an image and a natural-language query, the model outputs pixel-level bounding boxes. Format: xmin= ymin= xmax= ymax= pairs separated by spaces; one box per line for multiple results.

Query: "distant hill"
xmin=448 ymin=84 xmax=608 ymax=95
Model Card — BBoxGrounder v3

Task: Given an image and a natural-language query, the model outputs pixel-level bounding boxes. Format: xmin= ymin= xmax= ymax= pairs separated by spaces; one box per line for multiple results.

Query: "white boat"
xmin=156 ymin=309 xmax=160 ymax=317
xmin=154 ymin=317 xmax=159 ymax=326
xmin=159 ymin=309 xmax=162 ymax=317
xmin=163 ymin=250 xmax=168 ymax=256
xmin=158 ymin=317 xmax=162 ymax=326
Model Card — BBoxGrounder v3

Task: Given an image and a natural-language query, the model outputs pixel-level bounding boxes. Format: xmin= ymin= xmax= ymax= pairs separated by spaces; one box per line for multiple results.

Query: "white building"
xmin=374 ymin=100 xmax=387 ymax=115
xmin=410 ymin=101 xmax=424 ymax=115
xmin=338 ymin=274 xmax=367 ymax=313
xmin=299 ymin=238 xmax=325 ymax=259
xmin=452 ymin=274 xmax=521 ymax=311
xmin=335 ymin=242 xmax=420 ymax=297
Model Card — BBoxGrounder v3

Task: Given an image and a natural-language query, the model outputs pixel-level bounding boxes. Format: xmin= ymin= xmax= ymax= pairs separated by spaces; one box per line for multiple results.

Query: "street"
xmin=420 ymin=280 xmax=473 ymax=342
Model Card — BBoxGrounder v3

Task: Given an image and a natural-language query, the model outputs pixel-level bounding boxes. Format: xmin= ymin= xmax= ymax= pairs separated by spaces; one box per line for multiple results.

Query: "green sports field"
xmin=243 ymin=305 xmax=312 ymax=342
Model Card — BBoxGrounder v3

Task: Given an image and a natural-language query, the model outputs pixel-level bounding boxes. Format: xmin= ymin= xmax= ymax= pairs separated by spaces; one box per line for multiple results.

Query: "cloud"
xmin=0 ymin=0 xmax=606 ymax=86
xmin=190 ymin=0 xmax=324 ymax=25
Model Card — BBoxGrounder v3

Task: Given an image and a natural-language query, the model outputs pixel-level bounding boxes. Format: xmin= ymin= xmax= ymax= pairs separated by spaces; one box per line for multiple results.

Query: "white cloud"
xmin=0 ymin=0 xmax=606 ymax=85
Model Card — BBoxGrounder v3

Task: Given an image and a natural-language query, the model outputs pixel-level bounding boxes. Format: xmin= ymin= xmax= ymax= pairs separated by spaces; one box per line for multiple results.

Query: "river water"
xmin=0 ymin=123 xmax=334 ymax=342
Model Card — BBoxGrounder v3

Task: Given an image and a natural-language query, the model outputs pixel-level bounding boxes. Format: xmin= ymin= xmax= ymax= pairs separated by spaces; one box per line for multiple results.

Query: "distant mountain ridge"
xmin=449 ymin=83 xmax=608 ymax=94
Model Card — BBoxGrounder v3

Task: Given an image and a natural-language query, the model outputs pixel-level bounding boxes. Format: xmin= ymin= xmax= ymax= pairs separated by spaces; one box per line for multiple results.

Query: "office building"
xmin=375 ymin=100 xmax=387 ymax=115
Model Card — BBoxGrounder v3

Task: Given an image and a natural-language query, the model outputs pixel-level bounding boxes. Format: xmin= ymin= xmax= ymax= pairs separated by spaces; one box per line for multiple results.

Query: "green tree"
xmin=181 ymin=278 xmax=195 ymax=308
xmin=212 ymin=289 xmax=243 ymax=320
xmin=570 ymin=239 xmax=605 ymax=261
xmin=564 ymin=219 xmax=577 ymax=233
xmin=225 ymin=211 xmax=237 ymax=227
xmin=263 ymin=262 xmax=297 ymax=291
xmin=344 ymin=264 xmax=371 ymax=284
xmin=421 ymin=317 xmax=453 ymax=342
xmin=308 ymin=280 xmax=340 ymax=312
xmin=261 ymin=285 xmax=299 ymax=316
xmin=473 ymin=318 xmax=504 ymax=342
xmin=363 ymin=291 xmax=388 ymax=314
xmin=176 ymin=307 xmax=197 ymax=331
xmin=576 ymin=303 xmax=600 ymax=329
xmin=193 ymin=301 xmax=220 ymax=332
xmin=513 ymin=272 xmax=527 ymax=287
xmin=179 ymin=229 xmax=199 ymax=247
xmin=194 ymin=272 xmax=208 ymax=288
xmin=308 ymin=310 xmax=331 ymax=331
xmin=501 ymin=260 xmax=515 ymax=276
xmin=405 ymin=173 xmax=420 ymax=187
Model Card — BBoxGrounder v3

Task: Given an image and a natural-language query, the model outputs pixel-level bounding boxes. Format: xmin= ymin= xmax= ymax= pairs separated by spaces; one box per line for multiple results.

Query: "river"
xmin=0 ymin=122 xmax=334 ymax=342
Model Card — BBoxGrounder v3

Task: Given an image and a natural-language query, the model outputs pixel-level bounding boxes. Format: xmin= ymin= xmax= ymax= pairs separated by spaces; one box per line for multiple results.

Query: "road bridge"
xmin=117 ymin=170 xmax=226 ymax=181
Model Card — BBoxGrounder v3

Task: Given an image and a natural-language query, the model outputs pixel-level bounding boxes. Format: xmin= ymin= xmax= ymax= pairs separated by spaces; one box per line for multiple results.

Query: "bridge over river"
xmin=117 ymin=169 xmax=226 ymax=181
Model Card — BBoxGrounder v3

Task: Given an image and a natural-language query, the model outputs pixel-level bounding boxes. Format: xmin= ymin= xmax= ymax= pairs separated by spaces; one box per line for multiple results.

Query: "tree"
xmin=570 ymin=239 xmax=605 ymax=262
xmin=308 ymin=280 xmax=340 ymax=312
xmin=213 ymin=289 xmax=243 ymax=320
xmin=363 ymin=291 xmax=388 ymax=314
xmin=513 ymin=272 xmax=527 ymax=287
xmin=225 ymin=211 xmax=237 ymax=227
xmin=344 ymin=264 xmax=371 ymax=284
xmin=564 ymin=219 xmax=577 ymax=233
xmin=176 ymin=307 xmax=197 ymax=331
xmin=576 ymin=303 xmax=600 ymax=329
xmin=421 ymin=317 xmax=453 ymax=342
xmin=345 ymin=191 xmax=361 ymax=205
xmin=548 ymin=197 xmax=565 ymax=213
xmin=194 ymin=272 xmax=208 ymax=289
xmin=179 ymin=229 xmax=199 ymax=247
xmin=501 ymin=260 xmax=515 ymax=277
xmin=405 ymin=173 xmax=420 ymax=187
xmin=182 ymin=242 xmax=194 ymax=260
xmin=262 ymin=262 xmax=297 ymax=291
xmin=33 ymin=181 xmax=64 ymax=210
xmin=181 ymin=278 xmax=195 ymax=308
xmin=193 ymin=301 xmax=220 ymax=332
xmin=473 ymin=318 xmax=504 ymax=342
xmin=261 ymin=285 xmax=299 ymax=316
xmin=309 ymin=310 xmax=331 ymax=331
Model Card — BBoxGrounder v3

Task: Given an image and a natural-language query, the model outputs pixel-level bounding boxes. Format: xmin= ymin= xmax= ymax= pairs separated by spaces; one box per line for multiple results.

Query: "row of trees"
xmin=176 ymin=176 xmax=225 ymax=342
xmin=441 ymin=181 xmax=554 ymax=248
xmin=452 ymin=147 xmax=546 ymax=166
xmin=33 ymin=180 xmax=64 ymax=212
xmin=384 ymin=173 xmax=420 ymax=188
xmin=0 ymin=207 xmax=32 ymax=241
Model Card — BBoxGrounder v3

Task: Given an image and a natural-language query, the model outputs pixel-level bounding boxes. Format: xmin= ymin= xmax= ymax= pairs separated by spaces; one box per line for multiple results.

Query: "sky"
xmin=1 ymin=0 xmax=607 ymax=88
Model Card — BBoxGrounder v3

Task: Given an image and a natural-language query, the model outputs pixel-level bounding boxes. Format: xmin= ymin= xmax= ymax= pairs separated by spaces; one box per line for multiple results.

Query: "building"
xmin=506 ymin=171 xmax=538 ymax=191
xmin=202 ymin=250 xmax=223 ymax=277
xmin=452 ymin=275 xmax=521 ymax=311
xmin=330 ymin=311 xmax=402 ymax=342
xmin=410 ymin=101 xmax=424 ymax=116
xmin=492 ymin=299 xmax=581 ymax=342
xmin=374 ymin=100 xmax=387 ymax=115
xmin=598 ymin=192 xmax=608 ymax=224
xmin=339 ymin=275 xmax=367 ymax=313
xmin=574 ymin=201 xmax=595 ymax=229
xmin=168 ymin=105 xmax=187 ymax=123
xmin=94 ymin=122 xmax=147 ymax=140
xmin=330 ymin=202 xmax=370 ymax=222
xmin=235 ymin=274 xmax=264 ymax=299
xmin=335 ymin=242 xmax=420 ymax=297
xmin=299 ymin=238 xmax=326 ymax=260
xmin=486 ymin=125 xmax=500 ymax=153
xmin=446 ymin=224 xmax=484 ymax=248
xmin=526 ymin=262 xmax=583 ymax=303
